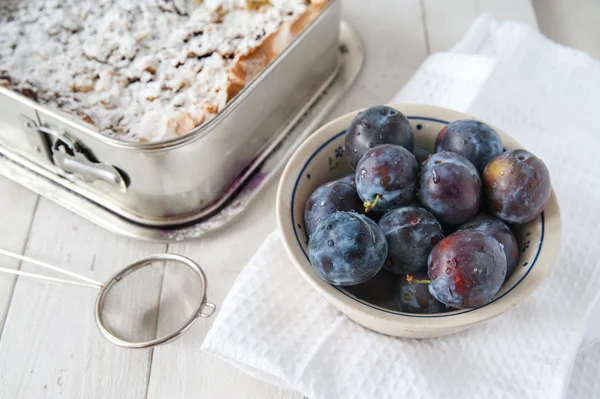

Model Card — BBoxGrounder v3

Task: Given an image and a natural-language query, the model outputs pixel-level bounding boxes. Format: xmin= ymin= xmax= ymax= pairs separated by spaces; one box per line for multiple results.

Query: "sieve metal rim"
xmin=94 ymin=253 xmax=211 ymax=349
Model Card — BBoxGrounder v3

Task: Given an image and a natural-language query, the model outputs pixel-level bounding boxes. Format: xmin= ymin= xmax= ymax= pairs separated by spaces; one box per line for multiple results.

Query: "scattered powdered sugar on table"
xmin=0 ymin=0 xmax=309 ymax=142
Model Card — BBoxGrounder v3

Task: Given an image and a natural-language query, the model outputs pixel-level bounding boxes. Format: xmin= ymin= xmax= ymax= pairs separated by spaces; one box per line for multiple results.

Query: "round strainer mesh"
xmin=96 ymin=255 xmax=206 ymax=347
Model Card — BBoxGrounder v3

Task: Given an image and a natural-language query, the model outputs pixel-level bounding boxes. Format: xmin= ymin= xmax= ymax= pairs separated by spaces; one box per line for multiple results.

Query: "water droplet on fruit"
xmin=327 ymin=240 xmax=334 ymax=246
xmin=431 ymin=273 xmax=438 ymax=280
xmin=462 ymin=139 xmax=467 ymax=145
xmin=360 ymin=121 xmax=370 ymax=129
xmin=500 ymin=172 xmax=504 ymax=176
xmin=361 ymin=169 xmax=367 ymax=175
xmin=432 ymin=169 xmax=441 ymax=184
xmin=399 ymin=184 xmax=404 ymax=189
xmin=445 ymin=268 xmax=452 ymax=275
xmin=379 ymin=134 xmax=385 ymax=140
xmin=446 ymin=260 xmax=451 ymax=264
xmin=326 ymin=225 xmax=332 ymax=230
xmin=319 ymin=201 xmax=325 ymax=207
xmin=368 ymin=142 xmax=374 ymax=148
xmin=534 ymin=171 xmax=540 ymax=180
xmin=353 ymin=149 xmax=357 ymax=153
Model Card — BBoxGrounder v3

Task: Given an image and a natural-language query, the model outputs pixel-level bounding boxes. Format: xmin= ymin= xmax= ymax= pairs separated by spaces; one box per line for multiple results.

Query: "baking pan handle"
xmin=53 ymin=150 xmax=127 ymax=192
xmin=37 ymin=125 xmax=128 ymax=192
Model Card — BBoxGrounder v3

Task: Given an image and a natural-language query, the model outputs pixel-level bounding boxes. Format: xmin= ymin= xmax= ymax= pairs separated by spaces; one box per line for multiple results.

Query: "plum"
xmin=428 ymin=230 xmax=507 ymax=308
xmin=308 ymin=212 xmax=388 ymax=286
xmin=483 ymin=149 xmax=551 ymax=223
xmin=435 ymin=120 xmax=503 ymax=172
xmin=459 ymin=213 xmax=519 ymax=280
xmin=355 ymin=144 xmax=418 ymax=212
xmin=417 ymin=151 xmax=482 ymax=225
xmin=378 ymin=206 xmax=444 ymax=274
xmin=304 ymin=180 xmax=362 ymax=237
xmin=345 ymin=106 xmax=413 ymax=170
xmin=395 ymin=272 xmax=448 ymax=314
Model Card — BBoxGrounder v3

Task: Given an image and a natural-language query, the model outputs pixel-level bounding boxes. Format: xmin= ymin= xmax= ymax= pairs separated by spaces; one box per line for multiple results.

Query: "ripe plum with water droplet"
xmin=417 ymin=151 xmax=482 ymax=225
xmin=428 ymin=230 xmax=506 ymax=308
xmin=344 ymin=106 xmax=414 ymax=170
xmin=308 ymin=212 xmax=388 ymax=286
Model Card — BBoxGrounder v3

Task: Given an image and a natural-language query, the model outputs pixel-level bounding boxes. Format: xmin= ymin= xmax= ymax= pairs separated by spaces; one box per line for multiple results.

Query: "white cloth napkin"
xmin=202 ymin=15 xmax=600 ymax=399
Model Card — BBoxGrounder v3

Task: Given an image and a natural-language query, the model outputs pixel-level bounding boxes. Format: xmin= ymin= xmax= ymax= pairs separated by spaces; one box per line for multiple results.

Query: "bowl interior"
xmin=278 ymin=104 xmax=561 ymax=328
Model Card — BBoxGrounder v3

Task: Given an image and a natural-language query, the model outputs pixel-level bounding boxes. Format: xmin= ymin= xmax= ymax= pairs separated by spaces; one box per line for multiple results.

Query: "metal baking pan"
xmin=0 ymin=0 xmax=341 ymax=227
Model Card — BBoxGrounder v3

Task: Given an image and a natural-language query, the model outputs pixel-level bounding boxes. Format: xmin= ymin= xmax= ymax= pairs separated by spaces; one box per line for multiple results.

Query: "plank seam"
xmin=143 ymin=242 xmax=170 ymax=399
xmin=419 ymin=0 xmax=431 ymax=55
xmin=0 ymin=195 xmax=41 ymax=340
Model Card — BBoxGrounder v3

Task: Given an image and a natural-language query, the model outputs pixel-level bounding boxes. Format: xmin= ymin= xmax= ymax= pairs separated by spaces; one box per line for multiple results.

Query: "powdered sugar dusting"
xmin=0 ymin=0 xmax=310 ymax=142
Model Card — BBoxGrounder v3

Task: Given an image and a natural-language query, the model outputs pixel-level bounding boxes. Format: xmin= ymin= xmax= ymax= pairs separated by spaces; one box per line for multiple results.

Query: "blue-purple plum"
xmin=378 ymin=206 xmax=444 ymax=274
xmin=345 ymin=106 xmax=414 ymax=170
xmin=459 ymin=213 xmax=519 ymax=280
xmin=308 ymin=212 xmax=388 ymax=286
xmin=435 ymin=120 xmax=503 ymax=172
xmin=395 ymin=272 xmax=448 ymax=314
xmin=304 ymin=181 xmax=362 ymax=237
xmin=428 ymin=231 xmax=507 ymax=308
xmin=356 ymin=144 xmax=418 ymax=212
xmin=483 ymin=149 xmax=551 ymax=224
xmin=417 ymin=151 xmax=482 ymax=225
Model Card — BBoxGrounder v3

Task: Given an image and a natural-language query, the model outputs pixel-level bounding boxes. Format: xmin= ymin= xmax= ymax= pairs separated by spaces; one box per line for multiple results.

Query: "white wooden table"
xmin=0 ymin=1 xmax=596 ymax=398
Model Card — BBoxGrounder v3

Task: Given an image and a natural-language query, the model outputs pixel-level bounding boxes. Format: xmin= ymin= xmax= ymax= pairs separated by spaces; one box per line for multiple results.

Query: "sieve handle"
xmin=0 ymin=266 xmax=101 ymax=289
xmin=199 ymin=302 xmax=216 ymax=318
xmin=0 ymin=248 xmax=103 ymax=288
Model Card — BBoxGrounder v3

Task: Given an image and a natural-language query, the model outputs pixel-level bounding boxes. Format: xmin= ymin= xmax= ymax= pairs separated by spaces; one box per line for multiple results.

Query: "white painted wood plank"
xmin=0 ymin=199 xmax=166 ymax=399
xmin=338 ymin=0 xmax=428 ymax=104
xmin=477 ymin=0 xmax=538 ymax=29
xmin=0 ymin=177 xmax=38 ymax=333
xmin=533 ymin=0 xmax=600 ymax=60
xmin=422 ymin=0 xmax=538 ymax=53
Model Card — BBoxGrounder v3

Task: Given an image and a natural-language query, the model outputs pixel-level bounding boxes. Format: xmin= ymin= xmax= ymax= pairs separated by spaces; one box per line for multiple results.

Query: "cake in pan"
xmin=0 ymin=0 xmax=327 ymax=142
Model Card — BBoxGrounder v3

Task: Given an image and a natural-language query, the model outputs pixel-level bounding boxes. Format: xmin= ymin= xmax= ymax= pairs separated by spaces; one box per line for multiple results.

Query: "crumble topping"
xmin=0 ymin=0 xmax=317 ymax=142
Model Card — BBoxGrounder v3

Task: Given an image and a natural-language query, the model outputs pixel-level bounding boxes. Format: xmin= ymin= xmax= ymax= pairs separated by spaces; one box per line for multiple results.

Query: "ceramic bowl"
xmin=276 ymin=104 xmax=562 ymax=338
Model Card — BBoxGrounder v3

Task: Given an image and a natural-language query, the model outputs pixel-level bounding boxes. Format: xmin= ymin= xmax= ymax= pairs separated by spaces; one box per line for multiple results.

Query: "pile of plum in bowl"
xmin=276 ymin=104 xmax=561 ymax=338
